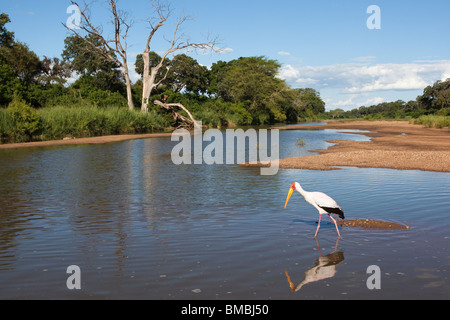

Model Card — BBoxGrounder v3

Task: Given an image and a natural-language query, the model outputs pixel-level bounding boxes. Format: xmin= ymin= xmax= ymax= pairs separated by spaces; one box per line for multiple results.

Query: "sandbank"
xmin=273 ymin=120 xmax=450 ymax=172
xmin=0 ymin=132 xmax=172 ymax=150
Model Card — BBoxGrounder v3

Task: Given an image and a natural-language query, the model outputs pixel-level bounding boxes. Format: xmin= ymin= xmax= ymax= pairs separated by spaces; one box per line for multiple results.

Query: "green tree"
xmin=330 ymin=108 xmax=345 ymax=119
xmin=62 ymin=35 xmax=118 ymax=76
xmin=208 ymin=60 xmax=230 ymax=97
xmin=0 ymin=64 xmax=22 ymax=106
xmin=0 ymin=13 xmax=50 ymax=106
xmin=418 ymin=78 xmax=450 ymax=111
xmin=293 ymin=88 xmax=326 ymax=115
xmin=135 ymin=52 xmax=170 ymax=80
xmin=0 ymin=13 xmax=14 ymax=48
xmin=62 ymin=35 xmax=125 ymax=94
xmin=1 ymin=42 xmax=44 ymax=83
xmin=216 ymin=56 xmax=284 ymax=106
xmin=165 ymin=54 xmax=209 ymax=95
xmin=39 ymin=56 xmax=71 ymax=85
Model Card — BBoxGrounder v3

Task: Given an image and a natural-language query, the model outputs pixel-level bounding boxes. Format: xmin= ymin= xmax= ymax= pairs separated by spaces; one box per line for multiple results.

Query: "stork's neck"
xmin=296 ymin=183 xmax=307 ymax=197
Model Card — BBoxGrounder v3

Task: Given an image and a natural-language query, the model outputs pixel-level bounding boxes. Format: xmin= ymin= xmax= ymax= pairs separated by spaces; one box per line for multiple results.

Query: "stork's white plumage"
xmin=284 ymin=182 xmax=344 ymax=237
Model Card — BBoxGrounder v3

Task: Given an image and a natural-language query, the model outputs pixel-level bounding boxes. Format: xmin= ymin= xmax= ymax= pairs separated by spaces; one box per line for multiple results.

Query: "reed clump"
xmin=1 ymin=104 xmax=170 ymax=144
xmin=411 ymin=115 xmax=450 ymax=129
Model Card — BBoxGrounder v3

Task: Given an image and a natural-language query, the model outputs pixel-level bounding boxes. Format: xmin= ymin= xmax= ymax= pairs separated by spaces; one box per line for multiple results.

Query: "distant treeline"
xmin=327 ymin=78 xmax=450 ymax=123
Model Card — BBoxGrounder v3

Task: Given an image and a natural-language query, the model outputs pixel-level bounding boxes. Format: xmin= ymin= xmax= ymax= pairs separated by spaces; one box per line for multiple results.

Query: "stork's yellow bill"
xmin=284 ymin=187 xmax=294 ymax=209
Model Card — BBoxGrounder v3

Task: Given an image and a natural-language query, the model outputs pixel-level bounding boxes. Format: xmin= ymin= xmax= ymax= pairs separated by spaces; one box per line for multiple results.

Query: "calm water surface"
xmin=0 ymin=127 xmax=449 ymax=299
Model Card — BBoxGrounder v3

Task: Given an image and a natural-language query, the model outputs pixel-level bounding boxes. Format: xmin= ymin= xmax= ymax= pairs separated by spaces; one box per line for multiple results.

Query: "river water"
xmin=0 ymin=126 xmax=449 ymax=299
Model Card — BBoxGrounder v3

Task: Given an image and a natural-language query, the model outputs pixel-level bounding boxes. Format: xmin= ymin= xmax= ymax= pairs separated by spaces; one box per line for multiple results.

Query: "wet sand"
xmin=0 ymin=132 xmax=173 ymax=150
xmin=273 ymin=121 xmax=450 ymax=172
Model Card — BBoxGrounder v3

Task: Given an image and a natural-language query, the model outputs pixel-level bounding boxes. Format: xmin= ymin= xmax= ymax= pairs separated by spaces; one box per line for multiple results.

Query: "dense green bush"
xmin=225 ymin=102 xmax=253 ymax=126
xmin=6 ymin=94 xmax=42 ymax=141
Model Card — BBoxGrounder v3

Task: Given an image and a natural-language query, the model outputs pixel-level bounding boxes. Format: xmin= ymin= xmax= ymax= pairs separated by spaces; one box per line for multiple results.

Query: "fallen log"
xmin=153 ymin=99 xmax=201 ymax=129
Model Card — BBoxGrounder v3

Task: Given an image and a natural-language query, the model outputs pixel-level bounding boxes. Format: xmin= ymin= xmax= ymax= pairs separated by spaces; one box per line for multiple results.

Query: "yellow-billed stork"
xmin=284 ymin=182 xmax=344 ymax=237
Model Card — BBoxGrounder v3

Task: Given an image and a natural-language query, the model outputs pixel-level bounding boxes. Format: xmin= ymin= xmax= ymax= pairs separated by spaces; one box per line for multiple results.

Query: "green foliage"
xmin=0 ymin=13 xmax=14 ymax=48
xmin=215 ymin=56 xmax=282 ymax=105
xmin=166 ymin=54 xmax=209 ymax=95
xmin=6 ymin=93 xmax=42 ymax=141
xmin=412 ymin=115 xmax=450 ymax=128
xmin=62 ymin=35 xmax=118 ymax=76
xmin=0 ymin=107 xmax=14 ymax=141
xmin=39 ymin=106 xmax=169 ymax=140
xmin=1 ymin=101 xmax=170 ymax=144
xmin=135 ymin=52 xmax=170 ymax=79
xmin=226 ymin=102 xmax=253 ymax=126
xmin=296 ymin=138 xmax=305 ymax=146
xmin=1 ymin=42 xmax=44 ymax=83
xmin=62 ymin=35 xmax=126 ymax=94
xmin=205 ymin=56 xmax=326 ymax=125
xmin=39 ymin=56 xmax=71 ymax=85
xmin=0 ymin=64 xmax=23 ymax=105
xmin=282 ymin=88 xmax=324 ymax=123
xmin=418 ymin=79 xmax=450 ymax=111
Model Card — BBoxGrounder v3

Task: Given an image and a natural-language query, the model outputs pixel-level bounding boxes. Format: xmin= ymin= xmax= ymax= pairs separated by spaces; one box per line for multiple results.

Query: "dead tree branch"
xmin=62 ymin=0 xmax=135 ymax=110
xmin=153 ymin=99 xmax=201 ymax=129
xmin=140 ymin=0 xmax=221 ymax=112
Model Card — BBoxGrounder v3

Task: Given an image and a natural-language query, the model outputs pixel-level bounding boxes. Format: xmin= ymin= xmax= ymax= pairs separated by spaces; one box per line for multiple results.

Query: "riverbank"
xmin=0 ymin=132 xmax=173 ymax=149
xmin=2 ymin=121 xmax=450 ymax=173
xmin=273 ymin=120 xmax=450 ymax=172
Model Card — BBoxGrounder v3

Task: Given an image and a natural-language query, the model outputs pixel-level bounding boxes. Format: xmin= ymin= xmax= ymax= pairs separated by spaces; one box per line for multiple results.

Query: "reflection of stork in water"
xmin=285 ymin=238 xmax=344 ymax=292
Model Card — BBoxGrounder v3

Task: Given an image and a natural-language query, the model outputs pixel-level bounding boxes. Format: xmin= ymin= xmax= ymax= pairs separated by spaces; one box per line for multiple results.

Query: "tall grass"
xmin=1 ymin=105 xmax=171 ymax=144
xmin=411 ymin=115 xmax=450 ymax=129
xmin=0 ymin=108 xmax=15 ymax=142
xmin=39 ymin=106 xmax=170 ymax=140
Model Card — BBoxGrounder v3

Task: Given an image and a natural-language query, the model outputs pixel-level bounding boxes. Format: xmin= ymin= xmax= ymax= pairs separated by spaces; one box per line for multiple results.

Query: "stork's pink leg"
xmin=314 ymin=214 xmax=322 ymax=237
xmin=328 ymin=214 xmax=341 ymax=238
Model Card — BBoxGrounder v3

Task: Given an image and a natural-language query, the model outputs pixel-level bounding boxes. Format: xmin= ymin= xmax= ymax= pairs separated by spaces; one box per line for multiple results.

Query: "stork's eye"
xmin=290 ymin=182 xmax=296 ymax=190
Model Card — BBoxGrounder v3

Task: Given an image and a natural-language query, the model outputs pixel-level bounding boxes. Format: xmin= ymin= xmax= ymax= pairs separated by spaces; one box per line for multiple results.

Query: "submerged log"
xmin=337 ymin=219 xmax=410 ymax=230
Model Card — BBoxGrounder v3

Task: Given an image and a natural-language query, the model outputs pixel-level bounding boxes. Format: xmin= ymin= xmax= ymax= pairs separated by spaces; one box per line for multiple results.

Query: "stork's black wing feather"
xmin=319 ymin=206 xmax=345 ymax=219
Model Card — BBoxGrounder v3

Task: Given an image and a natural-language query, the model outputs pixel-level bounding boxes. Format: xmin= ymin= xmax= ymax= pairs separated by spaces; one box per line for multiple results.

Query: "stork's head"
xmin=284 ymin=182 xmax=300 ymax=209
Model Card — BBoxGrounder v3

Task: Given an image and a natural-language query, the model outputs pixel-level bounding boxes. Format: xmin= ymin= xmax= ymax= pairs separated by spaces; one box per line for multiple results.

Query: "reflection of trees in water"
xmin=285 ymin=238 xmax=344 ymax=292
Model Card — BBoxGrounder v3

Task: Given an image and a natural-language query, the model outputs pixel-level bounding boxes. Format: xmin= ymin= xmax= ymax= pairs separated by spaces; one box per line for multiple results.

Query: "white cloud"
xmin=277 ymin=64 xmax=300 ymax=80
xmin=325 ymin=94 xmax=385 ymax=109
xmin=128 ymin=63 xmax=141 ymax=84
xmin=277 ymin=51 xmax=291 ymax=56
xmin=280 ymin=60 xmax=450 ymax=93
xmin=350 ymin=56 xmax=376 ymax=63
xmin=278 ymin=60 xmax=450 ymax=110
xmin=194 ymin=46 xmax=233 ymax=55
xmin=220 ymin=47 xmax=234 ymax=54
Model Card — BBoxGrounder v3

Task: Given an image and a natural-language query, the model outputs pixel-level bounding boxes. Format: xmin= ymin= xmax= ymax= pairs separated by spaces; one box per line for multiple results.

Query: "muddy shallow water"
xmin=0 ymin=128 xmax=449 ymax=299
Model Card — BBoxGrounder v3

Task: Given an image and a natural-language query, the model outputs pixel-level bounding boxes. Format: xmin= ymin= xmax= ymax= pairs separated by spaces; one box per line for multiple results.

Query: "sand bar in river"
xmin=272 ymin=121 xmax=450 ymax=172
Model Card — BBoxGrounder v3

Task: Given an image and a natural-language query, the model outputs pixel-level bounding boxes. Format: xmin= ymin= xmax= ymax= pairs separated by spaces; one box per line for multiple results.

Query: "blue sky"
xmin=2 ymin=0 xmax=450 ymax=110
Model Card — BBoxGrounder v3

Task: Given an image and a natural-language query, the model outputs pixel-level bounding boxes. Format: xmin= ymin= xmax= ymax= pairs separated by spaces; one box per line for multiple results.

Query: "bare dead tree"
xmin=63 ymin=0 xmax=135 ymax=110
xmin=63 ymin=0 xmax=220 ymax=128
xmin=141 ymin=0 xmax=220 ymax=113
